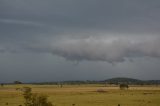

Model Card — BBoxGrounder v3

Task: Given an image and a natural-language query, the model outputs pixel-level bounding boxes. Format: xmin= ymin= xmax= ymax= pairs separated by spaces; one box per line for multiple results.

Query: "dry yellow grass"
xmin=0 ymin=84 xmax=160 ymax=106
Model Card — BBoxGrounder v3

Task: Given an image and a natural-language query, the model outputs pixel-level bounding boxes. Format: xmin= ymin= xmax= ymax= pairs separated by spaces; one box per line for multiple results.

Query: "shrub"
xmin=14 ymin=81 xmax=22 ymax=84
xmin=119 ymin=84 xmax=129 ymax=90
xmin=22 ymin=87 xmax=53 ymax=106
xmin=1 ymin=83 xmax=4 ymax=87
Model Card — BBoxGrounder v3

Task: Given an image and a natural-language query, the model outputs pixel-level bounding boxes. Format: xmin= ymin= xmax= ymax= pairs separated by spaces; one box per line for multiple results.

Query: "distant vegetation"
xmin=105 ymin=77 xmax=160 ymax=85
xmin=119 ymin=83 xmax=129 ymax=90
xmin=14 ymin=81 xmax=22 ymax=84
xmin=1 ymin=77 xmax=160 ymax=86
xmin=29 ymin=77 xmax=160 ymax=85
xmin=0 ymin=83 xmax=4 ymax=87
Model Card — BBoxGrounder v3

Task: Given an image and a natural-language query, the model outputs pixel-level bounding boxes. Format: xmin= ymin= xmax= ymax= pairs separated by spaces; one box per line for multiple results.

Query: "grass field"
xmin=0 ymin=84 xmax=160 ymax=106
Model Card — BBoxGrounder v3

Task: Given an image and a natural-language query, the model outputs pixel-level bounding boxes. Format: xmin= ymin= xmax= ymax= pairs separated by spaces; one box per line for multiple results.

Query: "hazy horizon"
xmin=1 ymin=0 xmax=160 ymax=83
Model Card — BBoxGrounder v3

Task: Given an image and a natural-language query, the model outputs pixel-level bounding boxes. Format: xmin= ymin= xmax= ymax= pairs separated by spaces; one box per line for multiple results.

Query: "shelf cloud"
xmin=51 ymin=36 xmax=160 ymax=63
xmin=1 ymin=35 xmax=160 ymax=63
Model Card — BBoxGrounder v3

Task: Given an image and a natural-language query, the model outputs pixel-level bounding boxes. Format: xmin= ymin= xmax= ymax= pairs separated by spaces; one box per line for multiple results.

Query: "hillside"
xmin=105 ymin=77 xmax=142 ymax=84
xmin=105 ymin=77 xmax=160 ymax=85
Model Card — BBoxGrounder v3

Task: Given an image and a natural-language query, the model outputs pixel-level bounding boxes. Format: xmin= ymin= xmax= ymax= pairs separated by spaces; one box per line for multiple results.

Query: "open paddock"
xmin=0 ymin=84 xmax=160 ymax=106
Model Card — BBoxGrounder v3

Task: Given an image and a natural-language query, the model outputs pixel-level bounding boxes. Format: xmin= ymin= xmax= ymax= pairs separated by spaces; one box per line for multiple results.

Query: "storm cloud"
xmin=1 ymin=34 xmax=160 ymax=63
xmin=24 ymin=36 xmax=160 ymax=63
xmin=1 ymin=0 xmax=160 ymax=82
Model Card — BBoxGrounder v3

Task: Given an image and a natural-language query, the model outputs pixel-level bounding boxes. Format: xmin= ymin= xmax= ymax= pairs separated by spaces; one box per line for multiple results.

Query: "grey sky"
xmin=0 ymin=0 xmax=160 ymax=82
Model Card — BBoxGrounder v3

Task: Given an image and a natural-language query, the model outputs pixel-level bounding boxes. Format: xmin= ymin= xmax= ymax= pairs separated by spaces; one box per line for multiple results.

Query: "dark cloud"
xmin=1 ymin=35 xmax=160 ymax=63
xmin=0 ymin=0 xmax=160 ymax=82
xmin=51 ymin=36 xmax=160 ymax=62
xmin=1 ymin=0 xmax=160 ymax=34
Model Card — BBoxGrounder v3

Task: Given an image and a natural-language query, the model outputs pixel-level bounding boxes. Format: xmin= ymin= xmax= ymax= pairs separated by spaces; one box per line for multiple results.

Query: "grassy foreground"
xmin=0 ymin=84 xmax=160 ymax=106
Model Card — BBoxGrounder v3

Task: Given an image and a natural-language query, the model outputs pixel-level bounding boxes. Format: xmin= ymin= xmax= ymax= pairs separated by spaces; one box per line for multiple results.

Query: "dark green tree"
xmin=119 ymin=84 xmax=129 ymax=90
xmin=14 ymin=81 xmax=22 ymax=84
xmin=1 ymin=83 xmax=4 ymax=87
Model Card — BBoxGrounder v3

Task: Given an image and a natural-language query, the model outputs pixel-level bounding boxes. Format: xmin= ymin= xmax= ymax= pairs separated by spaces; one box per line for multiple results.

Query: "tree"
xmin=119 ymin=84 xmax=129 ymax=90
xmin=1 ymin=83 xmax=4 ymax=87
xmin=14 ymin=81 xmax=22 ymax=84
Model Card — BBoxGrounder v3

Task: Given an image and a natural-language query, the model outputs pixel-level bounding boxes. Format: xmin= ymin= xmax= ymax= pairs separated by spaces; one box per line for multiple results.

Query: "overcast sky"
xmin=1 ymin=0 xmax=160 ymax=83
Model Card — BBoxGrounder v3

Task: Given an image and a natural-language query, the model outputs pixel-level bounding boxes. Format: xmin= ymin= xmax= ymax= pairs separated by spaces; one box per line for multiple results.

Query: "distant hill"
xmin=105 ymin=77 xmax=143 ymax=85
xmin=15 ymin=77 xmax=160 ymax=85
xmin=105 ymin=77 xmax=160 ymax=85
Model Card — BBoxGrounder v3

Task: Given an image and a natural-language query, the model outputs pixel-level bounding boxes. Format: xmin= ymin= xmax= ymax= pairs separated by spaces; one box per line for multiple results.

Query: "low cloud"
xmin=1 ymin=36 xmax=160 ymax=63
xmin=51 ymin=36 xmax=160 ymax=63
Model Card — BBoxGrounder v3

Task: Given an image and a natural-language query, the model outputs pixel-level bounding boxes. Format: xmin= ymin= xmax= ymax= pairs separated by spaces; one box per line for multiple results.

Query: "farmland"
xmin=0 ymin=84 xmax=160 ymax=106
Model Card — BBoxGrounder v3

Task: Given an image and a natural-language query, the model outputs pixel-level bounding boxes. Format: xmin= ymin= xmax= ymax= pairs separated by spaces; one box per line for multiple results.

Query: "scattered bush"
xmin=119 ymin=84 xmax=129 ymax=90
xmin=1 ymin=83 xmax=4 ymax=87
xmin=22 ymin=87 xmax=53 ymax=106
xmin=14 ymin=81 xmax=22 ymax=84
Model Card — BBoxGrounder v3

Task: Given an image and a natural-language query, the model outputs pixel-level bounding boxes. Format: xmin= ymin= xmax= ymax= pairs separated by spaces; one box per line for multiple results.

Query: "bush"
xmin=22 ymin=87 xmax=53 ymax=106
xmin=14 ymin=81 xmax=22 ymax=84
xmin=1 ymin=83 xmax=4 ymax=87
xmin=119 ymin=84 xmax=129 ymax=90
